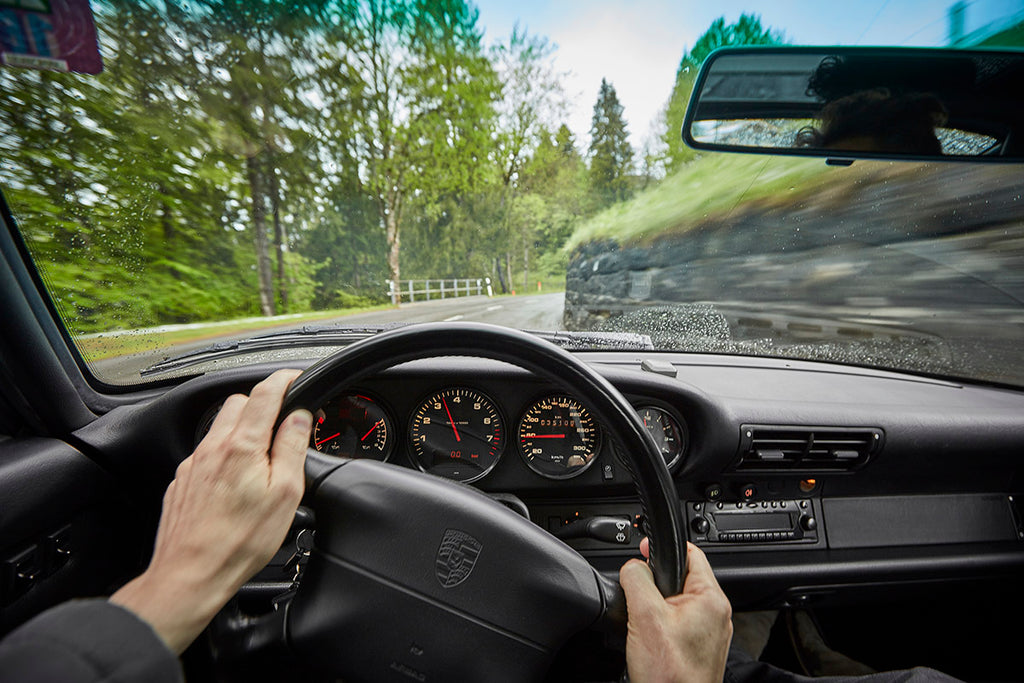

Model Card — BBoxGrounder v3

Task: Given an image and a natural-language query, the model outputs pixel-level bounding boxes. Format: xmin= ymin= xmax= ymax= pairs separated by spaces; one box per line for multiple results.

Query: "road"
xmin=94 ymin=293 xmax=565 ymax=382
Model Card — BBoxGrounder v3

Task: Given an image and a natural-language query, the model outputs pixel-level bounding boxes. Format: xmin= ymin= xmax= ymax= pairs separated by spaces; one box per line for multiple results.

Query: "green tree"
xmin=588 ymin=78 xmax=633 ymax=208
xmin=183 ymin=0 xmax=333 ymax=315
xmin=323 ymin=0 xmax=498 ymax=298
xmin=488 ymin=25 xmax=566 ymax=291
xmin=661 ymin=13 xmax=785 ymax=171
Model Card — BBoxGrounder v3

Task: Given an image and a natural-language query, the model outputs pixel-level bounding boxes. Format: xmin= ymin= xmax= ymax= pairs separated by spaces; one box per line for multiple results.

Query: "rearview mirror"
xmin=682 ymin=47 xmax=1024 ymax=162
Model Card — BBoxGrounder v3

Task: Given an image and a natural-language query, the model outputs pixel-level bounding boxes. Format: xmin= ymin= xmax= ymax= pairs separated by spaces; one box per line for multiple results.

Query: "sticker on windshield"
xmin=0 ymin=0 xmax=101 ymax=74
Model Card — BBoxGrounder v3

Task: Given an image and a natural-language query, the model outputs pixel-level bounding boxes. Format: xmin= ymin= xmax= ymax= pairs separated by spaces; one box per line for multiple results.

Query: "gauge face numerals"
xmin=409 ymin=388 xmax=505 ymax=483
xmin=312 ymin=393 xmax=394 ymax=461
xmin=636 ymin=405 xmax=686 ymax=469
xmin=518 ymin=395 xmax=601 ymax=479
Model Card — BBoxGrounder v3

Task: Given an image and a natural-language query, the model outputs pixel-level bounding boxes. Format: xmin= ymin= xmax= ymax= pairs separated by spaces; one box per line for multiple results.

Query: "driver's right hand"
xmin=619 ymin=539 xmax=733 ymax=683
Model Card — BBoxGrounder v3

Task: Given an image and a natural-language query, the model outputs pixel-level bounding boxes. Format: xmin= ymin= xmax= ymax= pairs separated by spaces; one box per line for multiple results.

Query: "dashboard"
xmin=80 ymin=350 xmax=1024 ymax=611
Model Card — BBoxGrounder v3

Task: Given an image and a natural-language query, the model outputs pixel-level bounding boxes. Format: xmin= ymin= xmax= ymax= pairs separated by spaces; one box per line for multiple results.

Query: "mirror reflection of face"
xmin=800 ymin=89 xmax=947 ymax=156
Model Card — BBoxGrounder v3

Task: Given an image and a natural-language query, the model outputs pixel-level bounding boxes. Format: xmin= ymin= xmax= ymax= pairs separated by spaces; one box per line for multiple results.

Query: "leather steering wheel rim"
xmin=279 ymin=321 xmax=686 ymax=597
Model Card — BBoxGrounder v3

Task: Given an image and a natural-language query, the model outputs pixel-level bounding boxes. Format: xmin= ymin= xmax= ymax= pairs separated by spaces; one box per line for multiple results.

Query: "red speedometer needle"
xmin=441 ymin=396 xmax=461 ymax=442
xmin=315 ymin=432 xmax=340 ymax=446
xmin=360 ymin=420 xmax=381 ymax=442
xmin=528 ymin=434 xmax=566 ymax=439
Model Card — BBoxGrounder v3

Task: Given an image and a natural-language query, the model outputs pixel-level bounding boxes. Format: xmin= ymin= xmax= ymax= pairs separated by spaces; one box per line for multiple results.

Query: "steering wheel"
xmin=273 ymin=322 xmax=685 ymax=681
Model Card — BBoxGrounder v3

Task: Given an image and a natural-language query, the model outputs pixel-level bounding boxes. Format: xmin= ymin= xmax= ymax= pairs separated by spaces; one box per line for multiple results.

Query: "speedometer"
xmin=408 ymin=387 xmax=505 ymax=483
xmin=517 ymin=395 xmax=601 ymax=479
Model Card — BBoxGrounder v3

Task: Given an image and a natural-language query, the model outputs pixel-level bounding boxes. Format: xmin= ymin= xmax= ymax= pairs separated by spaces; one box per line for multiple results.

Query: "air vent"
xmin=735 ymin=425 xmax=883 ymax=472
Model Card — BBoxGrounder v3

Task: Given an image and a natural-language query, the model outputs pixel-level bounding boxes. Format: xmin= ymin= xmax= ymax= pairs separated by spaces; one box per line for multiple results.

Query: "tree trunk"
xmin=385 ymin=205 xmax=401 ymax=303
xmin=268 ymin=162 xmax=288 ymax=312
xmin=505 ymin=252 xmax=513 ymax=293
xmin=246 ymin=155 xmax=275 ymax=317
xmin=523 ymin=243 xmax=529 ymax=293
xmin=494 ymin=256 xmax=507 ymax=293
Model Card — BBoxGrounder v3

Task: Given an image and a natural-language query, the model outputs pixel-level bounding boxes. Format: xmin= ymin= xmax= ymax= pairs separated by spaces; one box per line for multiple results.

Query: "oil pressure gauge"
xmin=312 ymin=393 xmax=394 ymax=461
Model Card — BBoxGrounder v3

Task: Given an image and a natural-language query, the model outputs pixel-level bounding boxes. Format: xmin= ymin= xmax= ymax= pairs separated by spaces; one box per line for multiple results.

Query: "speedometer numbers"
xmin=409 ymin=388 xmax=505 ymax=483
xmin=518 ymin=396 xmax=601 ymax=479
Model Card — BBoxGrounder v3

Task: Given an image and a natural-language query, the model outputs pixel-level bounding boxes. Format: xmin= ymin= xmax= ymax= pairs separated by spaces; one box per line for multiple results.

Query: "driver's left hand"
xmin=111 ymin=369 xmax=311 ymax=654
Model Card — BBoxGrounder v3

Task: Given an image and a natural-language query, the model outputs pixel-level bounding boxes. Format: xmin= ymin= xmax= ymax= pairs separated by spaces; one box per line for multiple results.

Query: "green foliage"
xmin=565 ymin=154 xmax=827 ymax=252
xmin=1 ymin=4 xmax=769 ymax=337
xmin=588 ymin=79 xmax=634 ymax=208
xmin=661 ymin=14 xmax=786 ymax=172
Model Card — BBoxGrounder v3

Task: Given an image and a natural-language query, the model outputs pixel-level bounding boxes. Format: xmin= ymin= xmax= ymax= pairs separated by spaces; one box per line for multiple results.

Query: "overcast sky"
xmin=472 ymin=0 xmax=1022 ymax=150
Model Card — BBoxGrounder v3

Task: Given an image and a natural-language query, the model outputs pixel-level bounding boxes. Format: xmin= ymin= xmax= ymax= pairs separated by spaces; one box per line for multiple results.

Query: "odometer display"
xmin=409 ymin=388 xmax=505 ymax=482
xmin=518 ymin=395 xmax=601 ymax=479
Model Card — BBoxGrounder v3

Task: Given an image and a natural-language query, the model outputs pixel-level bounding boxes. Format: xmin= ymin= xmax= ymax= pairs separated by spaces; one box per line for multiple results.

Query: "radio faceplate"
xmin=686 ymin=499 xmax=818 ymax=545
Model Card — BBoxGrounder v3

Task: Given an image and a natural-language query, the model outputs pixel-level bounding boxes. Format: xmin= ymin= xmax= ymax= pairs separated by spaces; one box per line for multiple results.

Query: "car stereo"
xmin=686 ymin=499 xmax=818 ymax=545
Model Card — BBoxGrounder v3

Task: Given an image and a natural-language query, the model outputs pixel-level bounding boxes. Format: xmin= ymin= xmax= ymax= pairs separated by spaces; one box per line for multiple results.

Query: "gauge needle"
xmin=360 ymin=420 xmax=382 ymax=442
xmin=441 ymin=396 xmax=461 ymax=442
xmin=316 ymin=432 xmax=340 ymax=446
xmin=529 ymin=434 xmax=566 ymax=439
xmin=573 ymin=413 xmax=586 ymax=439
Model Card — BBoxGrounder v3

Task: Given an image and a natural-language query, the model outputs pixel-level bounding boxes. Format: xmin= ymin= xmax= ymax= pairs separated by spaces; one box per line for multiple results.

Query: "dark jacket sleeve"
xmin=0 ymin=598 xmax=182 ymax=683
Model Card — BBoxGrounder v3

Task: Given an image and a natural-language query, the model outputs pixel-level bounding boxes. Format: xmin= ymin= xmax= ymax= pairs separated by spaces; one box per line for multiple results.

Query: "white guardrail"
xmin=387 ymin=277 xmax=493 ymax=304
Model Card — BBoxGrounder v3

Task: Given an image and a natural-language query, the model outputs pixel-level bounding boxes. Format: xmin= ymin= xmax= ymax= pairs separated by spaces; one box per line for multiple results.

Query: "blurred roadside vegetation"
xmin=1 ymin=0 xmax=606 ymax=334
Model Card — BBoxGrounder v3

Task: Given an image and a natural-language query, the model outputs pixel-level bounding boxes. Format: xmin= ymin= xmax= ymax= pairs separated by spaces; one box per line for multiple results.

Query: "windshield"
xmin=2 ymin=1 xmax=1023 ymax=387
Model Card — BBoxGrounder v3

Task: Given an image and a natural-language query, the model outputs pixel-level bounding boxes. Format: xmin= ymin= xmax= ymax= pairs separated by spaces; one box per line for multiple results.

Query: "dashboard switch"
xmin=704 ymin=483 xmax=723 ymax=500
xmin=554 ymin=516 xmax=632 ymax=544
xmin=740 ymin=483 xmax=758 ymax=501
xmin=691 ymin=517 xmax=711 ymax=535
xmin=800 ymin=515 xmax=818 ymax=532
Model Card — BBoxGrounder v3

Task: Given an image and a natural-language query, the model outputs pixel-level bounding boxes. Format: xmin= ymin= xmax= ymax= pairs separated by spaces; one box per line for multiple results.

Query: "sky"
xmin=471 ymin=0 xmax=1024 ymax=151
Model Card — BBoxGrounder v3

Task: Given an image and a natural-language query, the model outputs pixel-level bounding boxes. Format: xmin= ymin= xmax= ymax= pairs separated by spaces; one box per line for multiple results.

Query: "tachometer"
xmin=312 ymin=393 xmax=394 ymax=461
xmin=408 ymin=388 xmax=505 ymax=482
xmin=517 ymin=395 xmax=601 ymax=479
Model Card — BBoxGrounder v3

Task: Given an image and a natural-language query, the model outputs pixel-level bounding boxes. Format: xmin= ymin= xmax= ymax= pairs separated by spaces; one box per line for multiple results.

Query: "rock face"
xmin=564 ymin=163 xmax=1024 ymax=337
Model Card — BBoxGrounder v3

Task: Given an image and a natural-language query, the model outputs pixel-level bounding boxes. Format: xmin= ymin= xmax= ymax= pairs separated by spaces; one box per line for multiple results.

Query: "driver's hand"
xmin=112 ymin=369 xmax=311 ymax=654
xmin=619 ymin=539 xmax=733 ymax=683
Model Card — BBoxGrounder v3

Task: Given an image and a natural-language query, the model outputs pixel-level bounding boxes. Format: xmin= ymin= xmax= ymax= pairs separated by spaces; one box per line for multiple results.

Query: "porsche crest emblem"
xmin=435 ymin=529 xmax=482 ymax=588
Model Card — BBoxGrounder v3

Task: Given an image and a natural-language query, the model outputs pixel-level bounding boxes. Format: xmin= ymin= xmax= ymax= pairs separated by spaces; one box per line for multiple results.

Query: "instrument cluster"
xmin=309 ymin=385 xmax=687 ymax=483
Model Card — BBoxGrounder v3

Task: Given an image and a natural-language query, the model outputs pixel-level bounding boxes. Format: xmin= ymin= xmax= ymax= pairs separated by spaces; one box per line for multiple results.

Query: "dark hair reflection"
xmin=796 ymin=88 xmax=947 ymax=154
xmin=798 ymin=55 xmax=948 ymax=155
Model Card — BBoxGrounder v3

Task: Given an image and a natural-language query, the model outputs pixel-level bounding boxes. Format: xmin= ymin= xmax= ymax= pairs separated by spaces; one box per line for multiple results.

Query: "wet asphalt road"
xmin=93 ymin=293 xmax=566 ymax=383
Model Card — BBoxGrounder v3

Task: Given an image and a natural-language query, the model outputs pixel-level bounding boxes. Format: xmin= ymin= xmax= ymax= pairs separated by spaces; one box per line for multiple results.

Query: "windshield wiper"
xmin=139 ymin=324 xmax=398 ymax=376
xmin=138 ymin=325 xmax=654 ymax=377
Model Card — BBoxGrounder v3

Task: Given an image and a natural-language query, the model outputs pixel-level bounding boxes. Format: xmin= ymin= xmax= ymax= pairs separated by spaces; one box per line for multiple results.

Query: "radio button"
xmin=800 ymin=515 xmax=818 ymax=532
